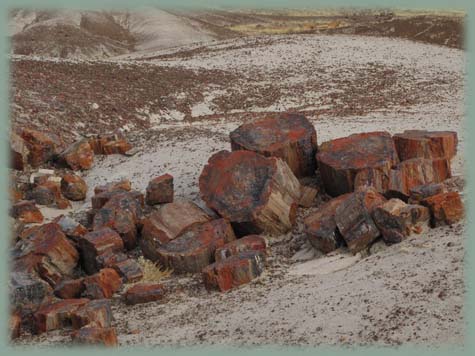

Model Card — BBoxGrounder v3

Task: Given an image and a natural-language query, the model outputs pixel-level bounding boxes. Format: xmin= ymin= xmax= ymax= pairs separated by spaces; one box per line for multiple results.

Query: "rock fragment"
xmin=422 ymin=192 xmax=464 ymax=227
xmin=82 ymin=268 xmax=122 ymax=299
xmin=57 ymin=139 xmax=94 ymax=171
xmin=10 ymin=132 xmax=29 ymax=171
xmin=393 ymin=130 xmax=458 ymax=161
xmin=71 ymin=326 xmax=118 ymax=347
xmin=61 ymin=173 xmax=88 ymax=201
xmin=54 ymin=278 xmax=85 ymax=299
xmin=34 ymin=298 xmax=89 ymax=334
xmin=10 ymin=200 xmax=44 ymax=224
xmin=20 ymin=129 xmax=64 ymax=167
xmin=123 ymin=283 xmax=166 ymax=305
xmin=215 ymin=235 xmax=266 ymax=262
xmin=145 ymin=174 xmax=174 ymax=205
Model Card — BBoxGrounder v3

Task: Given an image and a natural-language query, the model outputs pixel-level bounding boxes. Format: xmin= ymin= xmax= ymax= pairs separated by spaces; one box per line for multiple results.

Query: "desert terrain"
xmin=8 ymin=7 xmax=466 ymax=347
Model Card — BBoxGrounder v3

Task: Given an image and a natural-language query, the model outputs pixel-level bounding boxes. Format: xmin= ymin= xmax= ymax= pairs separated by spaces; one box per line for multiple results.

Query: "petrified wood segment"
xmin=57 ymin=139 xmax=94 ymax=171
xmin=140 ymin=200 xmax=211 ymax=253
xmin=94 ymin=179 xmax=131 ymax=195
xmin=408 ymin=183 xmax=447 ymax=204
xmin=202 ymin=251 xmax=265 ymax=292
xmin=112 ymin=259 xmax=143 ymax=283
xmin=335 ymin=188 xmax=386 ymax=253
xmin=54 ymin=278 xmax=85 ymax=299
xmin=9 ymin=271 xmax=52 ymax=308
xmin=34 ymin=298 xmax=90 ymax=334
xmin=317 ymin=132 xmax=399 ymax=196
xmin=230 ymin=113 xmax=318 ymax=177
xmin=304 ymin=194 xmax=352 ymax=253
xmin=71 ymin=299 xmax=113 ymax=329
xmin=421 ymin=192 xmax=464 ymax=227
xmin=61 ymin=173 xmax=88 ymax=201
xmin=82 ymin=268 xmax=122 ymax=299
xmin=153 ymin=219 xmax=236 ymax=274
xmin=199 ymin=150 xmax=301 ymax=236
xmin=71 ymin=326 xmax=118 ymax=347
xmin=145 ymin=174 xmax=174 ymax=205
xmin=89 ymin=133 xmax=131 ymax=155
xmin=215 ymin=235 xmax=267 ymax=262
xmin=10 ymin=132 xmax=29 ymax=171
xmin=123 ymin=283 xmax=166 ymax=305
xmin=20 ymin=129 xmax=63 ymax=167
xmin=11 ymin=200 xmax=44 ymax=224
xmin=372 ymin=199 xmax=430 ymax=244
xmin=393 ymin=130 xmax=458 ymax=161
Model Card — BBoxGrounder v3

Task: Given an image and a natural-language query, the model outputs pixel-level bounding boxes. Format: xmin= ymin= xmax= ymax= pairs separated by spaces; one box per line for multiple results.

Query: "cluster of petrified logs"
xmin=9 ymin=114 xmax=464 ymax=346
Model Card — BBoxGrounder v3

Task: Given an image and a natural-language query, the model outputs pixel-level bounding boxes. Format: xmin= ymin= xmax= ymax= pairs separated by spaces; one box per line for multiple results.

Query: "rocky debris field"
xmin=8 ymin=10 xmax=466 ymax=348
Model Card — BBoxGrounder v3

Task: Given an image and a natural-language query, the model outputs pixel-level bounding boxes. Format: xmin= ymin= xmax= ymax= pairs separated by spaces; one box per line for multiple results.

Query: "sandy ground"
xmin=11 ymin=26 xmax=466 ymax=347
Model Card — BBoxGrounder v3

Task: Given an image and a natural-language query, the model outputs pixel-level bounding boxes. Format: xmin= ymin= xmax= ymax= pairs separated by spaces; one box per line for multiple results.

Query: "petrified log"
xmin=215 ymin=235 xmax=267 ymax=262
xmin=317 ymin=132 xmax=399 ymax=196
xmin=61 ymin=173 xmax=88 ymax=201
xmin=304 ymin=193 xmax=352 ymax=253
xmin=112 ymin=259 xmax=143 ymax=283
xmin=388 ymin=158 xmax=451 ymax=198
xmin=20 ymin=129 xmax=64 ymax=167
xmin=140 ymin=200 xmax=211 ymax=253
xmin=202 ymin=251 xmax=265 ymax=292
xmin=393 ymin=130 xmax=458 ymax=161
xmin=34 ymin=298 xmax=90 ymax=334
xmin=9 ymin=271 xmax=52 ymax=308
xmin=92 ymin=192 xmax=144 ymax=249
xmin=408 ymin=183 xmax=447 ymax=204
xmin=10 ymin=200 xmax=44 ymax=224
xmin=94 ymin=179 xmax=131 ymax=195
xmin=54 ymin=278 xmax=85 ymax=299
xmin=372 ymin=199 xmax=430 ymax=244
xmin=78 ymin=227 xmax=124 ymax=275
xmin=82 ymin=268 xmax=122 ymax=299
xmin=71 ymin=326 xmax=118 ymax=347
xmin=152 ymin=219 xmax=236 ymax=273
xmin=335 ymin=188 xmax=386 ymax=253
xmin=421 ymin=192 xmax=464 ymax=227
xmin=10 ymin=132 xmax=29 ymax=171
xmin=57 ymin=139 xmax=94 ymax=171
xmin=27 ymin=180 xmax=61 ymax=206
xmin=52 ymin=215 xmax=88 ymax=244
xmin=71 ymin=299 xmax=113 ymax=329
xmin=13 ymin=223 xmax=79 ymax=286
xmin=199 ymin=150 xmax=301 ymax=236
xmin=89 ymin=133 xmax=131 ymax=155
xmin=145 ymin=174 xmax=174 ymax=205
xmin=229 ymin=113 xmax=318 ymax=177
xmin=123 ymin=283 xmax=166 ymax=305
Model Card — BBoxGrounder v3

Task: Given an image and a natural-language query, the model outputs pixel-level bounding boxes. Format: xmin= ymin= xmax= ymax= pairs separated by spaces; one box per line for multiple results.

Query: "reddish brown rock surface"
xmin=229 ymin=113 xmax=318 ymax=177
xmin=11 ymin=200 xmax=44 ymax=223
xmin=409 ymin=183 xmax=448 ymax=204
xmin=13 ymin=223 xmax=79 ymax=286
xmin=94 ymin=179 xmax=131 ymax=195
xmin=71 ymin=299 xmax=113 ymax=329
xmin=78 ymin=227 xmax=124 ymax=274
xmin=152 ymin=219 xmax=236 ymax=273
xmin=304 ymin=194 xmax=352 ymax=253
xmin=372 ymin=199 xmax=430 ymax=244
xmin=10 ymin=132 xmax=29 ymax=171
xmin=123 ymin=283 xmax=166 ymax=305
xmin=215 ymin=235 xmax=267 ymax=262
xmin=89 ymin=133 xmax=131 ymax=155
xmin=422 ymin=192 xmax=464 ymax=227
xmin=71 ymin=326 xmax=118 ymax=347
xmin=54 ymin=278 xmax=85 ymax=299
xmin=299 ymin=185 xmax=319 ymax=208
xmin=34 ymin=298 xmax=89 ymax=334
xmin=57 ymin=139 xmax=94 ymax=171
xmin=317 ymin=132 xmax=399 ymax=196
xmin=335 ymin=188 xmax=386 ymax=253
xmin=202 ymin=251 xmax=265 ymax=292
xmin=112 ymin=259 xmax=143 ymax=283
xmin=10 ymin=312 xmax=22 ymax=339
xmin=140 ymin=200 xmax=211 ymax=252
xmin=27 ymin=180 xmax=62 ymax=206
xmin=199 ymin=150 xmax=301 ymax=236
xmin=145 ymin=174 xmax=174 ymax=205
xmin=61 ymin=173 xmax=88 ymax=201
xmin=82 ymin=268 xmax=122 ymax=299
xmin=9 ymin=271 xmax=52 ymax=308
xmin=53 ymin=215 xmax=88 ymax=243
xmin=92 ymin=191 xmax=144 ymax=249
xmin=20 ymin=129 xmax=64 ymax=167
xmin=393 ymin=130 xmax=458 ymax=161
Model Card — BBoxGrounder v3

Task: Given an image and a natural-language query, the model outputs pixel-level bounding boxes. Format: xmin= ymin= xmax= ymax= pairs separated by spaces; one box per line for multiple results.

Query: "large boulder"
xmin=140 ymin=200 xmax=211 ymax=251
xmin=317 ymin=132 xmax=399 ymax=196
xmin=57 ymin=139 xmax=94 ymax=171
xmin=372 ymin=199 xmax=430 ymax=244
xmin=150 ymin=219 xmax=236 ymax=274
xmin=145 ymin=174 xmax=174 ymax=205
xmin=393 ymin=130 xmax=458 ymax=161
xmin=229 ymin=113 xmax=318 ymax=177
xmin=199 ymin=150 xmax=301 ymax=236
xmin=202 ymin=251 xmax=265 ymax=292
xmin=12 ymin=223 xmax=79 ymax=286
xmin=92 ymin=192 xmax=144 ymax=249
xmin=304 ymin=194 xmax=352 ymax=253
xmin=335 ymin=188 xmax=386 ymax=253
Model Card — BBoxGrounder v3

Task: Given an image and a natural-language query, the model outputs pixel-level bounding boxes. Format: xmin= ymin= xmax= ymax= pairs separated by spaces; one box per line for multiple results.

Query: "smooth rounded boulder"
xmin=199 ymin=150 xmax=301 ymax=236
xmin=229 ymin=113 xmax=317 ymax=178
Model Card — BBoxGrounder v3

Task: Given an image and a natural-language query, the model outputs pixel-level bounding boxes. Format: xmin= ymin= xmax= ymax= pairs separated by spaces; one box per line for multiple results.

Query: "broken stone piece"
xmin=82 ymin=268 xmax=123 ymax=299
xmin=61 ymin=173 xmax=88 ymax=201
xmin=422 ymin=192 xmax=464 ymax=227
xmin=123 ymin=283 xmax=166 ymax=305
xmin=145 ymin=174 xmax=174 ymax=205
xmin=10 ymin=200 xmax=44 ymax=224
xmin=393 ymin=130 xmax=458 ymax=161
xmin=215 ymin=235 xmax=267 ymax=262
xmin=57 ymin=139 xmax=94 ymax=171
xmin=34 ymin=298 xmax=90 ymax=334
xmin=71 ymin=326 xmax=118 ymax=347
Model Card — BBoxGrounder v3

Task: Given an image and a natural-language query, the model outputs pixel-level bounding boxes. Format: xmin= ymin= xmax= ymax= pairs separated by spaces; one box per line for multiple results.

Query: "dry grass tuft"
xmin=137 ymin=256 xmax=173 ymax=282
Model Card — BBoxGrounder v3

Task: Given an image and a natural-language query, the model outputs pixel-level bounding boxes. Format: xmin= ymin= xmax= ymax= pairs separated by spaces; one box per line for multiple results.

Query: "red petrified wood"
xmin=421 ymin=192 xmax=464 ymax=227
xmin=10 ymin=132 xmax=29 ymax=171
xmin=10 ymin=201 xmax=44 ymax=224
xmin=145 ymin=174 xmax=174 ymax=205
xmin=94 ymin=179 xmax=132 ymax=195
xmin=61 ymin=173 xmax=88 ymax=201
xmin=34 ymin=298 xmax=90 ymax=334
xmin=123 ymin=283 xmax=166 ymax=305
xmin=57 ymin=139 xmax=94 ymax=171
xmin=199 ymin=150 xmax=301 ymax=236
xmin=393 ymin=130 xmax=458 ymax=161
xmin=317 ymin=131 xmax=399 ymax=196
xmin=229 ymin=113 xmax=318 ymax=178
xmin=202 ymin=251 xmax=265 ymax=292
xmin=89 ymin=133 xmax=132 ymax=155
xmin=71 ymin=299 xmax=113 ymax=329
xmin=20 ymin=129 xmax=64 ymax=167
xmin=71 ymin=326 xmax=118 ymax=347
xmin=54 ymin=278 xmax=85 ymax=299
xmin=304 ymin=193 xmax=352 ymax=253
xmin=82 ymin=268 xmax=123 ymax=299
xmin=215 ymin=235 xmax=267 ymax=262
xmin=152 ymin=219 xmax=236 ymax=273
